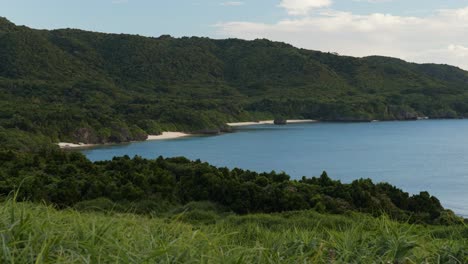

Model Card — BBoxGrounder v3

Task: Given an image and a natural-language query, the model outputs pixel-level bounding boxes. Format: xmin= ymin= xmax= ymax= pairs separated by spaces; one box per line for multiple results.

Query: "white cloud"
xmin=221 ymin=1 xmax=244 ymax=6
xmin=279 ymin=0 xmax=332 ymax=15
xmin=412 ymin=45 xmax=468 ymax=68
xmin=215 ymin=6 xmax=468 ymax=70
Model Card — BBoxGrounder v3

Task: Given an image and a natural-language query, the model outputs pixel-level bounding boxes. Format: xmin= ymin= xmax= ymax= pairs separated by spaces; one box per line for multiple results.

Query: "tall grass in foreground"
xmin=0 ymin=199 xmax=466 ymax=263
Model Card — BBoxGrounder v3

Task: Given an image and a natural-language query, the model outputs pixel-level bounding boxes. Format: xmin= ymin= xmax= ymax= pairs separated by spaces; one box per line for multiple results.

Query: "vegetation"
xmin=0 ymin=17 xmax=467 ymax=262
xmin=1 ymin=17 xmax=468 ymax=146
xmin=0 ymin=199 xmax=466 ymax=263
xmin=0 ymin=149 xmax=459 ymax=225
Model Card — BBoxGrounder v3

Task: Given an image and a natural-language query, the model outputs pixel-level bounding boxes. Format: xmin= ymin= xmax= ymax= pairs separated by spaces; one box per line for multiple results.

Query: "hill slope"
xmin=1 ymin=17 xmax=468 ymax=147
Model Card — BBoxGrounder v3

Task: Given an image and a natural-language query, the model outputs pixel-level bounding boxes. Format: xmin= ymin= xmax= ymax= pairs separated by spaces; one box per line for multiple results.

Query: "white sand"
xmin=227 ymin=119 xmax=317 ymax=127
xmin=226 ymin=120 xmax=274 ymax=126
xmin=58 ymin=122 xmax=316 ymax=148
xmin=58 ymin=132 xmax=190 ymax=148
xmin=58 ymin=142 xmax=95 ymax=149
xmin=147 ymin=132 xmax=190 ymax=141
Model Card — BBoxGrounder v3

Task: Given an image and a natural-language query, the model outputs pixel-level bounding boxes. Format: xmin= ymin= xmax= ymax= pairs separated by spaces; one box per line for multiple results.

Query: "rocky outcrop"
xmin=194 ymin=128 xmax=221 ymax=135
xmin=387 ymin=105 xmax=421 ymax=120
xmin=73 ymin=127 xmax=98 ymax=144
xmin=274 ymin=119 xmax=287 ymax=125
xmin=195 ymin=125 xmax=235 ymax=135
xmin=220 ymin=125 xmax=234 ymax=133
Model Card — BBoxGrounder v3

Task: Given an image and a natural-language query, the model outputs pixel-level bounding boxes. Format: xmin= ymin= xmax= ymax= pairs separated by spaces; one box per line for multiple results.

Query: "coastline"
xmin=58 ymin=142 xmax=96 ymax=149
xmin=58 ymin=132 xmax=191 ymax=149
xmin=147 ymin=132 xmax=191 ymax=141
xmin=227 ymin=119 xmax=318 ymax=127
xmin=58 ymin=119 xmax=317 ymax=149
xmin=227 ymin=120 xmax=274 ymax=126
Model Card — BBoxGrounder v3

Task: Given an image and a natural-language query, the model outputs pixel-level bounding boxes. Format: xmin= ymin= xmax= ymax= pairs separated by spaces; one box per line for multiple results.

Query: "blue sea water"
xmin=82 ymin=120 xmax=468 ymax=216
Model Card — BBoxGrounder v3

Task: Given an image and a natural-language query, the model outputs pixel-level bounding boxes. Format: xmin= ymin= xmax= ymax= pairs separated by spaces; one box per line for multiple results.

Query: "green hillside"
xmin=0 ymin=17 xmax=467 ymax=262
xmin=1 ymin=17 xmax=468 ymax=148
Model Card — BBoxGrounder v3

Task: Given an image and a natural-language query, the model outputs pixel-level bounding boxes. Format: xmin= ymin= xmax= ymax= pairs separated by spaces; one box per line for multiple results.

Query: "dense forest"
xmin=1 ymin=17 xmax=468 ymax=147
xmin=0 ymin=149 xmax=459 ymax=225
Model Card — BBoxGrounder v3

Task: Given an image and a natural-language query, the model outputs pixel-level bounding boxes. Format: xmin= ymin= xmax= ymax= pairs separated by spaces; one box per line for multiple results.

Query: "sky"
xmin=1 ymin=0 xmax=468 ymax=69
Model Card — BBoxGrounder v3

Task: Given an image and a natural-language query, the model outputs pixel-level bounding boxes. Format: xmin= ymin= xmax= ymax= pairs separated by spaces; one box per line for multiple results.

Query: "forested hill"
xmin=2 ymin=17 xmax=468 ymax=148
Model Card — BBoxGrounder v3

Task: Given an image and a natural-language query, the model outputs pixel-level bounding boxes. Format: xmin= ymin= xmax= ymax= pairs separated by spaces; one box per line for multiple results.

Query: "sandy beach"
xmin=147 ymin=132 xmax=190 ymax=141
xmin=226 ymin=120 xmax=274 ymax=126
xmin=227 ymin=119 xmax=317 ymax=127
xmin=58 ymin=142 xmax=95 ymax=149
xmin=58 ymin=132 xmax=190 ymax=149
xmin=58 ymin=122 xmax=316 ymax=149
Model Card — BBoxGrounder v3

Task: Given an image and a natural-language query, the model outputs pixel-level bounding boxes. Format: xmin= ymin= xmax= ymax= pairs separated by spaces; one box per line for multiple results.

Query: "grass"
xmin=0 ymin=199 xmax=466 ymax=263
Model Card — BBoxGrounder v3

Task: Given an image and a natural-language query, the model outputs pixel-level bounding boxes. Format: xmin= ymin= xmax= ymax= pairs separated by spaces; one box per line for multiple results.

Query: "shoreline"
xmin=146 ymin=132 xmax=191 ymax=141
xmin=58 ymin=132 xmax=191 ymax=149
xmin=57 ymin=142 xmax=96 ymax=149
xmin=57 ymin=118 xmax=432 ymax=149
xmin=59 ymin=119 xmax=319 ymax=149
xmin=62 ymin=118 xmax=429 ymax=149
xmin=227 ymin=119 xmax=318 ymax=127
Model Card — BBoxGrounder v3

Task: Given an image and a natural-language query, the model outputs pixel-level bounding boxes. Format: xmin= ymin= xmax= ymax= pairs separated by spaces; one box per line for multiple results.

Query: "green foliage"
xmin=1 ymin=18 xmax=468 ymax=146
xmin=0 ymin=199 xmax=466 ymax=263
xmin=0 ymin=149 xmax=459 ymax=225
xmin=0 ymin=18 xmax=465 ymax=262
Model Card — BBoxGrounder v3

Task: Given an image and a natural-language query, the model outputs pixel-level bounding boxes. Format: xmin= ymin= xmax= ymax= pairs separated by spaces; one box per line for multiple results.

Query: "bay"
xmin=82 ymin=120 xmax=468 ymax=216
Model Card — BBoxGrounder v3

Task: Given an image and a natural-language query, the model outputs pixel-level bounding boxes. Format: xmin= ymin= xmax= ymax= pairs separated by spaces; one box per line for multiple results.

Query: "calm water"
xmin=82 ymin=120 xmax=468 ymax=216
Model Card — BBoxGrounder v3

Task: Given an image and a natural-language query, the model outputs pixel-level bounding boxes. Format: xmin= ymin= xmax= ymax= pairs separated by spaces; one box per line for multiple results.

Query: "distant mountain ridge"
xmin=1 ymin=17 xmax=468 ymax=148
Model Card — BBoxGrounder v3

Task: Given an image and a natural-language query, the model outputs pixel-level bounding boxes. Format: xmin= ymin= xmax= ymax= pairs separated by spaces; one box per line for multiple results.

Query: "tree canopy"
xmin=0 ymin=149 xmax=458 ymax=225
xmin=1 ymin=17 xmax=468 ymax=147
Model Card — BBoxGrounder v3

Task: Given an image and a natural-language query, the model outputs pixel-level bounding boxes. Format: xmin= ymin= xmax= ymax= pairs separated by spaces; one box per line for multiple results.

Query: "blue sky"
xmin=1 ymin=0 xmax=468 ymax=69
xmin=2 ymin=0 xmax=468 ymax=36
xmin=1 ymin=0 xmax=283 ymax=37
